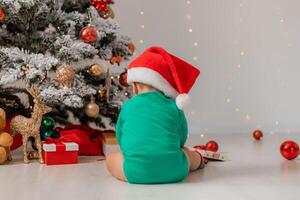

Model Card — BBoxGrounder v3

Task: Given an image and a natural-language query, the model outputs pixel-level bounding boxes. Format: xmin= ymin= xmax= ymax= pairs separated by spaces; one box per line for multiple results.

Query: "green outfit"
xmin=116 ymin=91 xmax=189 ymax=184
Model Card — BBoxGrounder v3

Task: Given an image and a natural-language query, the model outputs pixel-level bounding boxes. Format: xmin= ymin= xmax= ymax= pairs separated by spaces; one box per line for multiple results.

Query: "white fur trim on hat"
xmin=127 ymin=67 xmax=179 ymax=98
xmin=176 ymin=94 xmax=190 ymax=110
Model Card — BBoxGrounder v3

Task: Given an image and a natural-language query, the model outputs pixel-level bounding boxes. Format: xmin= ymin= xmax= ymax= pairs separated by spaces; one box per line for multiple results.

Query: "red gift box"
xmin=42 ymin=141 xmax=79 ymax=165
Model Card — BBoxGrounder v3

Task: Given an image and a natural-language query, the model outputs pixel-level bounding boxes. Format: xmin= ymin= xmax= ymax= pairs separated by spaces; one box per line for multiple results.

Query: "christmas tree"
xmin=0 ymin=0 xmax=134 ymax=129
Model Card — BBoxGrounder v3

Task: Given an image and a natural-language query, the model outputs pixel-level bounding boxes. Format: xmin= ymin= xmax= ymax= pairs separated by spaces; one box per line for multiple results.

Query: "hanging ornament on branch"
xmin=128 ymin=43 xmax=136 ymax=55
xmin=99 ymin=6 xmax=114 ymax=19
xmin=88 ymin=64 xmax=103 ymax=78
xmin=91 ymin=0 xmax=111 ymax=12
xmin=56 ymin=63 xmax=75 ymax=88
xmin=80 ymin=26 xmax=97 ymax=44
xmin=109 ymin=55 xmax=122 ymax=66
xmin=0 ymin=9 xmax=5 ymax=23
xmin=85 ymin=97 xmax=100 ymax=118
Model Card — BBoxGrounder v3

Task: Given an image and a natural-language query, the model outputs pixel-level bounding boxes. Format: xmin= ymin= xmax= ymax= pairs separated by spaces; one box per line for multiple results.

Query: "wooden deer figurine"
xmin=9 ymin=85 xmax=52 ymax=163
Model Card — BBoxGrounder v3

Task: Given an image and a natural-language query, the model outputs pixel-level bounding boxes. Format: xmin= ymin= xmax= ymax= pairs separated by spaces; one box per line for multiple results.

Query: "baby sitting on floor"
xmin=106 ymin=46 xmax=204 ymax=184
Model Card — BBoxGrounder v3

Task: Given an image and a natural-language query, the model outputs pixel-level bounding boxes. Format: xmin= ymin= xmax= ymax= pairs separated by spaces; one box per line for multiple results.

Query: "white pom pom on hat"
xmin=127 ymin=46 xmax=200 ymax=110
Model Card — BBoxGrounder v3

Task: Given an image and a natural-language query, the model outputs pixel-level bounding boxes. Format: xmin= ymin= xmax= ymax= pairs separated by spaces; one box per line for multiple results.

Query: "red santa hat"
xmin=127 ymin=46 xmax=200 ymax=109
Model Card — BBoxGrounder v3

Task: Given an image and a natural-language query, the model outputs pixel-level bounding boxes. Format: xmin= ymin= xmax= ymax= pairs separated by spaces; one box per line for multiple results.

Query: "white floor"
xmin=1 ymin=133 xmax=300 ymax=200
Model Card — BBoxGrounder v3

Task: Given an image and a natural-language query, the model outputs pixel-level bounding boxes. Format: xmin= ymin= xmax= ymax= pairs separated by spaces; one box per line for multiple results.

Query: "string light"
xmin=235 ymin=108 xmax=240 ymax=112
xmin=237 ymin=64 xmax=241 ymax=68
xmin=275 ymin=121 xmax=279 ymax=125
xmin=186 ymin=1 xmax=191 ymax=4
xmin=280 ymin=18 xmax=284 ymax=23
xmin=141 ymin=25 xmax=145 ymax=29
xmin=226 ymin=98 xmax=231 ymax=103
xmin=140 ymin=11 xmax=144 ymax=15
xmin=200 ymin=134 xmax=205 ymax=138
xmin=245 ymin=114 xmax=251 ymax=121
xmin=240 ymin=51 xmax=245 ymax=56
xmin=139 ymin=39 xmax=144 ymax=44
xmin=193 ymin=56 xmax=198 ymax=61
xmin=193 ymin=42 xmax=198 ymax=46
xmin=188 ymin=28 xmax=193 ymax=33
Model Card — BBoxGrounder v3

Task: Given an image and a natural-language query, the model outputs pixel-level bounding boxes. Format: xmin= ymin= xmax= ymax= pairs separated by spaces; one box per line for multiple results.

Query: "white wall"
xmin=113 ymin=0 xmax=300 ymax=134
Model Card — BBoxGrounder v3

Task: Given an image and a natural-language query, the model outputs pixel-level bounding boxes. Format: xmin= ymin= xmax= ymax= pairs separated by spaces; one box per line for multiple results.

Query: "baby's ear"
xmin=132 ymin=82 xmax=139 ymax=94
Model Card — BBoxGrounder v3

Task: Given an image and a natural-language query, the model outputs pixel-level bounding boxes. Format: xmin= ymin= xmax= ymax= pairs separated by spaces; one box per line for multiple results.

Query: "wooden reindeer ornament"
xmin=9 ymin=85 xmax=52 ymax=163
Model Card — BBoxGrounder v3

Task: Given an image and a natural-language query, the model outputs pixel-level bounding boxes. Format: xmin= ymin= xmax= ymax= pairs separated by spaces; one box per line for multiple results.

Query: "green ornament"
xmin=41 ymin=117 xmax=55 ymax=131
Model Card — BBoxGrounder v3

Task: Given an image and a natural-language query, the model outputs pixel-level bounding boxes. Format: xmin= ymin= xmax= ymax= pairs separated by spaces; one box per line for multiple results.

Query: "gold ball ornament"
xmin=0 ymin=132 xmax=13 ymax=147
xmin=0 ymin=146 xmax=7 ymax=164
xmin=88 ymin=64 xmax=103 ymax=77
xmin=56 ymin=63 xmax=75 ymax=88
xmin=85 ymin=101 xmax=100 ymax=118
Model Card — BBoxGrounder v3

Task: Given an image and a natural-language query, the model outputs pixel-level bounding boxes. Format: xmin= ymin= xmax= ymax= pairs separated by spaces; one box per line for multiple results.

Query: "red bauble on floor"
xmin=253 ymin=130 xmax=263 ymax=140
xmin=280 ymin=140 xmax=299 ymax=160
xmin=205 ymin=140 xmax=219 ymax=152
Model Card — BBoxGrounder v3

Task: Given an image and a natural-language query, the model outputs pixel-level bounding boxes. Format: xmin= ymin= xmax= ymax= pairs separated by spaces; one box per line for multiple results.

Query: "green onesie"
xmin=116 ymin=91 xmax=189 ymax=184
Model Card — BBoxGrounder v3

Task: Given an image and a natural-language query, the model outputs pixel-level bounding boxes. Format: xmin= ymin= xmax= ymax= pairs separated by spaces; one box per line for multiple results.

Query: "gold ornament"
xmin=98 ymin=88 xmax=106 ymax=97
xmin=20 ymin=64 xmax=32 ymax=75
xmin=0 ymin=108 xmax=13 ymax=164
xmin=88 ymin=64 xmax=103 ymax=77
xmin=9 ymin=85 xmax=52 ymax=164
xmin=0 ymin=108 xmax=6 ymax=130
xmin=99 ymin=6 xmax=114 ymax=19
xmin=56 ymin=63 xmax=75 ymax=88
xmin=85 ymin=99 xmax=100 ymax=118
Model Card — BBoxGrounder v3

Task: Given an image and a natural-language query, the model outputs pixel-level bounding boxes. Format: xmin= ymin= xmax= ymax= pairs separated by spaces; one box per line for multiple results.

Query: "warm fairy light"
xmin=110 ymin=76 xmax=114 ymax=79
xmin=235 ymin=108 xmax=240 ymax=112
xmin=141 ymin=25 xmax=145 ymax=29
xmin=240 ymin=51 xmax=245 ymax=56
xmin=226 ymin=98 xmax=231 ymax=103
xmin=193 ymin=56 xmax=198 ymax=61
xmin=186 ymin=14 xmax=192 ymax=20
xmin=140 ymin=11 xmax=144 ymax=15
xmin=280 ymin=18 xmax=284 ymax=23
xmin=275 ymin=121 xmax=279 ymax=125
xmin=239 ymin=3 xmax=243 ymax=7
xmin=186 ymin=0 xmax=191 ymax=4
xmin=139 ymin=39 xmax=144 ymax=44
xmin=245 ymin=114 xmax=251 ymax=121
xmin=188 ymin=28 xmax=193 ymax=33
xmin=193 ymin=42 xmax=198 ymax=46
xmin=237 ymin=64 xmax=241 ymax=68
xmin=200 ymin=134 xmax=205 ymax=138
xmin=117 ymin=75 xmax=120 ymax=79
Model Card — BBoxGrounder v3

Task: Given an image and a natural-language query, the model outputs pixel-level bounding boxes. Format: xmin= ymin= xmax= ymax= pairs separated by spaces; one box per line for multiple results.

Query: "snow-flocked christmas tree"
xmin=0 ymin=0 xmax=134 ymax=129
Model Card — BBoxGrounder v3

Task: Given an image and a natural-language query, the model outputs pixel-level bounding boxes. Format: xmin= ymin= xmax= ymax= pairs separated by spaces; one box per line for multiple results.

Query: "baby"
xmin=106 ymin=46 xmax=203 ymax=184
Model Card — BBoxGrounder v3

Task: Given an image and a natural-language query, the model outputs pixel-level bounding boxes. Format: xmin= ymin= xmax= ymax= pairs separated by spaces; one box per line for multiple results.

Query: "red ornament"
xmin=91 ymin=0 xmax=111 ymax=12
xmin=0 ymin=8 xmax=5 ymax=22
xmin=194 ymin=145 xmax=206 ymax=150
xmin=80 ymin=26 xmax=97 ymax=44
xmin=280 ymin=140 xmax=299 ymax=160
xmin=205 ymin=140 xmax=219 ymax=152
xmin=253 ymin=130 xmax=263 ymax=140
xmin=119 ymin=71 xmax=130 ymax=87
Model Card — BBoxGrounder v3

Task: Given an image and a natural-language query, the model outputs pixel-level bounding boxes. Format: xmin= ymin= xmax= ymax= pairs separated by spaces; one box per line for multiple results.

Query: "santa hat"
xmin=127 ymin=46 xmax=200 ymax=109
